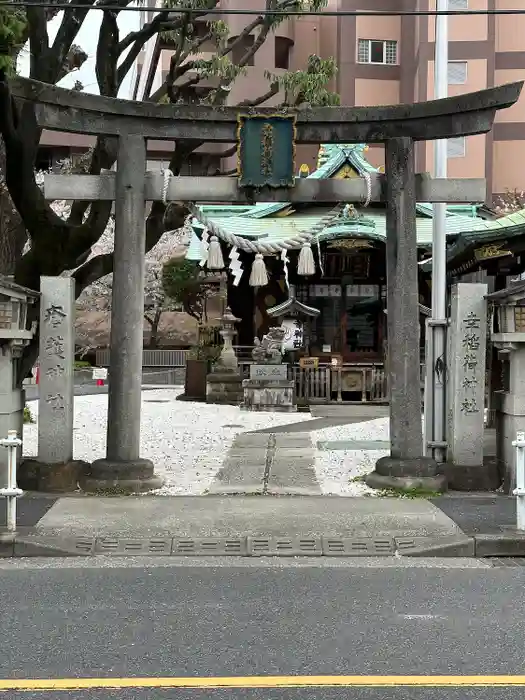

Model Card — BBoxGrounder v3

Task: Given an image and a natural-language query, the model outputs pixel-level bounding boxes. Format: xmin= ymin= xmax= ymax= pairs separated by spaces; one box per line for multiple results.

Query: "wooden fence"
xmin=93 ymin=348 xmax=425 ymax=405
xmin=96 ymin=348 xmax=189 ymax=367
xmin=291 ymin=365 xmax=388 ymax=403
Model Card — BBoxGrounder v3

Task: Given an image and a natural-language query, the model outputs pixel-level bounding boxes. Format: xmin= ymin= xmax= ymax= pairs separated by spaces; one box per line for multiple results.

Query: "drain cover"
xmin=222 ymin=424 xmax=243 ymax=428
xmin=145 ymin=399 xmax=170 ymax=403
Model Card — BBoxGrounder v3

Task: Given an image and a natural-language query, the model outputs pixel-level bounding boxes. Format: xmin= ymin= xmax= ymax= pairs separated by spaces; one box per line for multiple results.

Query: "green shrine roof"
xmin=190 ymin=143 xmax=525 ymax=254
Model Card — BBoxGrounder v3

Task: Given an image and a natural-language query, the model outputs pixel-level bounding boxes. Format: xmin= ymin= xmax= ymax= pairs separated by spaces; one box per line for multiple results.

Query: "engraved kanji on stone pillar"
xmin=38 ymin=276 xmax=75 ymax=464
xmin=447 ymin=282 xmax=488 ymax=470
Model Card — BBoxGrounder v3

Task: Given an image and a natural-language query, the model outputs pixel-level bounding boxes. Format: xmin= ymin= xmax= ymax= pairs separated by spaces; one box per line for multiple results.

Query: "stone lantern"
xmin=487 ymin=281 xmax=525 ymax=492
xmin=206 ymin=288 xmax=243 ymax=405
xmin=215 ymin=306 xmax=241 ymax=373
xmin=0 ymin=276 xmax=39 ymax=484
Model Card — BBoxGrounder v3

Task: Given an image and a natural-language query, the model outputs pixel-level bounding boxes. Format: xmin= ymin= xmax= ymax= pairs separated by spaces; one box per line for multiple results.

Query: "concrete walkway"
xmin=30 ymin=494 xmax=462 ymax=543
xmin=209 ymin=432 xmax=320 ymax=495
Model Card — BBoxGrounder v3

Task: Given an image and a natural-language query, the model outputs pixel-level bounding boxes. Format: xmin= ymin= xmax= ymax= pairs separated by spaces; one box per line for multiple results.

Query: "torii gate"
xmin=12 ymin=76 xmax=522 ymax=492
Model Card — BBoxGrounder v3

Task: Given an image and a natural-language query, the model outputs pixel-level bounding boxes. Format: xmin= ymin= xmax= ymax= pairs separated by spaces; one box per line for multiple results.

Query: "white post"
xmin=513 ymin=431 xmax=525 ymax=531
xmin=0 ymin=430 xmax=23 ymax=532
xmin=429 ymin=0 xmax=449 ymax=463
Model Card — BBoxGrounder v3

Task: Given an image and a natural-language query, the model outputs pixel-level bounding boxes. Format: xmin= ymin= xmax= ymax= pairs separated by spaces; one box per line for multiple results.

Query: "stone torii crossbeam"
xmin=11 ymin=76 xmax=522 ymax=493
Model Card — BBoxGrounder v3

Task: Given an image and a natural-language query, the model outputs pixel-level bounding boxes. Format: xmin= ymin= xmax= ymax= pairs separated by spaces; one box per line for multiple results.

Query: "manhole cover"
xmin=222 ymin=424 xmax=243 ymax=428
xmin=145 ymin=399 xmax=170 ymax=403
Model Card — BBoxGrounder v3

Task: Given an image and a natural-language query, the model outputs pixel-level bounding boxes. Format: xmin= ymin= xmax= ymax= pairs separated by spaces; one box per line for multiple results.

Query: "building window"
xmin=274 ymin=37 xmax=291 ymax=70
xmin=448 ymin=61 xmax=467 ymax=85
xmin=449 ymin=0 xmax=468 ymax=8
xmin=447 ymin=136 xmax=466 ymax=158
xmin=229 ymin=35 xmax=255 ymax=66
xmin=357 ymin=39 xmax=398 ymax=65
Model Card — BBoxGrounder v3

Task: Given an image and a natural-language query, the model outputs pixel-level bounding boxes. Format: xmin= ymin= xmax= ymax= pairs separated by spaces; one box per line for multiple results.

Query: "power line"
xmin=2 ymin=2 xmax=525 ymax=15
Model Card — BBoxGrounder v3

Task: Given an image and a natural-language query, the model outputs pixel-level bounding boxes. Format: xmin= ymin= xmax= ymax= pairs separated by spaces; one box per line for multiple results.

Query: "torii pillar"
xmin=365 ymin=138 xmax=446 ymax=492
xmin=87 ymin=135 xmax=163 ymax=493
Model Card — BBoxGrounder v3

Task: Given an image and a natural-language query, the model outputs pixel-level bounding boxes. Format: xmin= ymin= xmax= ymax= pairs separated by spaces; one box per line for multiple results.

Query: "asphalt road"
xmin=1 ymin=557 xmax=524 ymax=699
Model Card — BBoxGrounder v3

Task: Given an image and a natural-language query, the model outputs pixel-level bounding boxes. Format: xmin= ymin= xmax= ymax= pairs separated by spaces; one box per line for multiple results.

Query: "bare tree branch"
xmin=48 ymin=0 xmax=96 ymax=82
xmin=26 ymin=7 xmax=50 ymax=78
xmin=96 ymin=10 xmax=119 ymax=96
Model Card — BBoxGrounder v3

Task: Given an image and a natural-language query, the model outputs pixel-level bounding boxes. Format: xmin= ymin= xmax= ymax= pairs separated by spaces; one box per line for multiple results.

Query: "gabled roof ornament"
xmin=266 ymin=284 xmax=320 ymax=319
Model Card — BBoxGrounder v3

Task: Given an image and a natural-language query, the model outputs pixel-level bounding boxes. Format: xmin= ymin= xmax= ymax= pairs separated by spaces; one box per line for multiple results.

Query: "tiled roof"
xmin=191 ymin=143 xmax=520 ymax=253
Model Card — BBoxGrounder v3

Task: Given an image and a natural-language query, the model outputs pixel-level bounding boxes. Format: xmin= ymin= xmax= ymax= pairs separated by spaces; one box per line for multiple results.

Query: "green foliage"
xmin=188 ymin=342 xmax=221 ymax=363
xmin=0 ymin=7 xmax=27 ymax=74
xmin=266 ymin=55 xmax=340 ymax=106
xmin=23 ymin=405 xmax=34 ymax=424
xmin=163 ymin=0 xmax=219 ymax=9
xmin=193 ymin=54 xmax=244 ymax=85
xmin=162 ymin=258 xmax=208 ymax=322
xmin=162 ymin=258 xmax=200 ymax=301
xmin=376 ymin=486 xmax=442 ymax=499
xmin=188 ymin=323 xmax=222 ymax=363
xmin=74 ymin=360 xmax=92 ymax=369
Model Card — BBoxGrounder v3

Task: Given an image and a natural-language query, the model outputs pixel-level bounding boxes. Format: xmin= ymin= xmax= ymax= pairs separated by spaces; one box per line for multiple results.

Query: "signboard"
xmin=331 ymin=355 xmax=343 ymax=367
xmin=237 ymin=114 xmax=296 ymax=189
xmin=299 ymin=357 xmax=319 ymax=369
xmin=311 ymin=285 xmax=341 ymax=298
xmin=250 ymin=364 xmax=288 ymax=381
xmin=92 ymin=367 xmax=108 ymax=380
xmin=322 ymin=344 xmax=332 ymax=353
xmin=341 ymin=369 xmax=364 ymax=392
xmin=281 ymin=319 xmax=304 ymax=351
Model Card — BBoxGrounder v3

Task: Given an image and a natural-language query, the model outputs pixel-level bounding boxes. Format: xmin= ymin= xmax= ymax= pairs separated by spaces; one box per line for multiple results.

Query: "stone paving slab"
xmin=208 ymin=431 xmax=319 ymax=496
xmin=317 ymin=440 xmax=390 ymax=451
xmin=233 ymin=433 xmax=271 ymax=447
xmin=34 ymin=496 xmax=463 ymax=539
xmin=274 ymin=434 xmax=313 ymax=447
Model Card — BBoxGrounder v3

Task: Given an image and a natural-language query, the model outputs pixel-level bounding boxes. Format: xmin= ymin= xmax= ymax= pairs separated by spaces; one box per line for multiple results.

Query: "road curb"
xmin=3 ymin=532 xmax=525 ymax=558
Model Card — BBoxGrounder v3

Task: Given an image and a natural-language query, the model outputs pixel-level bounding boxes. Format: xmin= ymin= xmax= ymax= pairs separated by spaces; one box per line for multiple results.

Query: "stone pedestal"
xmin=446 ymin=282 xmax=494 ymax=490
xmin=366 ymin=455 xmax=447 ymax=493
xmin=242 ymin=365 xmax=296 ymax=412
xmin=206 ymin=372 xmax=244 ymax=405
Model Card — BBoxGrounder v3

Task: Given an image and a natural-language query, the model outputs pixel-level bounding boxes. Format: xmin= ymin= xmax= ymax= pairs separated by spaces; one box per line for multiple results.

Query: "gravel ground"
xmin=23 ymin=391 xmax=390 ymax=495
xmin=23 ymin=390 xmax=314 ymax=495
xmin=312 ymin=417 xmax=388 ymax=496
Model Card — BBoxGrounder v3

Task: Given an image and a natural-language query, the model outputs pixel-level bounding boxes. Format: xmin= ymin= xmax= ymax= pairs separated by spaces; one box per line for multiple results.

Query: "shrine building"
xmin=186 ymin=143 xmax=525 ymax=401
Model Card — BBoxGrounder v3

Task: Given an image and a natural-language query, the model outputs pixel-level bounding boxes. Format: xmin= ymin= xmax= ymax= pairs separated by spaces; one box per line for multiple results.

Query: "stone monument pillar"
xmin=365 ymin=138 xmax=444 ymax=492
xmin=22 ymin=275 xmax=86 ymax=491
xmin=446 ymin=282 xmax=495 ymax=489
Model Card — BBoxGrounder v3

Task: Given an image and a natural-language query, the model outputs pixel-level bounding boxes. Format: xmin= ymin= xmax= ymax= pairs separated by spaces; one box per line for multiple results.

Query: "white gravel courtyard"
xmin=23 ymin=389 xmax=388 ymax=495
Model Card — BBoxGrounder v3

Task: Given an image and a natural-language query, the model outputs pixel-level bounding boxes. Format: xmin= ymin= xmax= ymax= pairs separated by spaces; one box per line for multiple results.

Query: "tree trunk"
xmin=0 ymin=137 xmax=27 ymax=275
xmin=145 ymin=308 xmax=163 ymax=349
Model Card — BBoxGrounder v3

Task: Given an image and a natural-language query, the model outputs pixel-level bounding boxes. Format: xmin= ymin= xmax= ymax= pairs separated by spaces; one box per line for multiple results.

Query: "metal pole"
xmin=429 ymin=0 xmax=449 ymax=463
xmin=513 ymin=431 xmax=525 ymax=531
xmin=0 ymin=430 xmax=23 ymax=532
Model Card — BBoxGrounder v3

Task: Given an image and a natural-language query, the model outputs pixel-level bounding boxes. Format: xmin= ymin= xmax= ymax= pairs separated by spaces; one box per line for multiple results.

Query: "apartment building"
xmin=337 ymin=0 xmax=525 ymax=200
xmin=129 ymin=0 xmax=338 ymax=172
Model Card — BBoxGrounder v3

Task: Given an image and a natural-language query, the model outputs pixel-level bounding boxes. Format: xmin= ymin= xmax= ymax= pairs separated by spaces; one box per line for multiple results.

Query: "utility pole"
xmin=427 ymin=0 xmax=449 ymax=463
